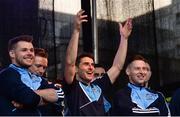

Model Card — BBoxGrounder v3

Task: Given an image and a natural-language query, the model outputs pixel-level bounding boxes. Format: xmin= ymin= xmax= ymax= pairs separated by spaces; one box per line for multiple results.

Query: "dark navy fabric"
xmin=112 ymin=86 xmax=168 ymax=116
xmin=63 ymin=73 xmax=112 ymax=116
xmin=37 ymin=77 xmax=64 ymax=116
xmin=0 ymin=67 xmax=41 ymax=116
xmin=0 ymin=66 xmax=64 ymax=116
xmin=10 ymin=64 xmax=64 ymax=116
xmin=169 ymin=88 xmax=180 ymax=116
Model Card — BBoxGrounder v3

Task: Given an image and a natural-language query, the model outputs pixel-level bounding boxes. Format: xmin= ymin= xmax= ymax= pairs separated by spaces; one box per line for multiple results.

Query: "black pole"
xmin=81 ymin=0 xmax=93 ymax=53
xmin=152 ymin=0 xmax=160 ymax=89
xmin=52 ymin=0 xmax=57 ymax=80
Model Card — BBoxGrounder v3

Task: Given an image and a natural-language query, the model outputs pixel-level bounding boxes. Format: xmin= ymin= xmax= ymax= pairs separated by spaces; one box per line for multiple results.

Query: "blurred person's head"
xmin=94 ymin=64 xmax=105 ymax=78
xmin=29 ymin=48 xmax=48 ymax=76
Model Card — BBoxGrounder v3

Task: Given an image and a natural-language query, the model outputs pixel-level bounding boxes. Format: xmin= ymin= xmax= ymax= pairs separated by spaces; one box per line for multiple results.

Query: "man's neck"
xmin=76 ymin=75 xmax=91 ymax=86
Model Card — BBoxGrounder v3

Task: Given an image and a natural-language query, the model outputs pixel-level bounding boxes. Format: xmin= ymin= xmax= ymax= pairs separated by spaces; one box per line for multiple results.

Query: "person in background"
xmin=111 ymin=55 xmax=169 ymax=116
xmin=0 ymin=35 xmax=58 ymax=116
xmin=29 ymin=48 xmax=62 ymax=87
xmin=29 ymin=48 xmax=48 ymax=77
xmin=28 ymin=47 xmax=64 ymax=115
xmin=94 ymin=64 xmax=106 ymax=79
xmin=63 ymin=9 xmax=132 ymax=115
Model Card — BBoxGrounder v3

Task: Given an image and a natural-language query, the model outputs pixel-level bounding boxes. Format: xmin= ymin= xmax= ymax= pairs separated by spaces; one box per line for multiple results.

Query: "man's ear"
xmin=149 ymin=71 xmax=152 ymax=77
xmin=9 ymin=50 xmax=15 ymax=58
xmin=126 ymin=67 xmax=130 ymax=75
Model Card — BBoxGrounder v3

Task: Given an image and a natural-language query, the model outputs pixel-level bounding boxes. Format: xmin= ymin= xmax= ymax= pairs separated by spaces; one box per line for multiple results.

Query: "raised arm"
xmin=64 ymin=9 xmax=88 ymax=84
xmin=107 ymin=18 xmax=132 ymax=84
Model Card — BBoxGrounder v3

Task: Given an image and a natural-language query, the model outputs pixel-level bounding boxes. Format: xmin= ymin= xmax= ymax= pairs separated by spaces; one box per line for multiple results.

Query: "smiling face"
xmin=9 ymin=41 xmax=34 ymax=68
xmin=126 ymin=60 xmax=148 ymax=86
xmin=77 ymin=57 xmax=95 ymax=83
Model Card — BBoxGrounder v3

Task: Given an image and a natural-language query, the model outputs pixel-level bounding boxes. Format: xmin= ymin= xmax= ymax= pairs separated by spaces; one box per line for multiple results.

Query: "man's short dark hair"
xmin=34 ymin=48 xmax=48 ymax=58
xmin=76 ymin=53 xmax=94 ymax=66
xmin=126 ymin=54 xmax=149 ymax=67
xmin=8 ymin=35 xmax=33 ymax=52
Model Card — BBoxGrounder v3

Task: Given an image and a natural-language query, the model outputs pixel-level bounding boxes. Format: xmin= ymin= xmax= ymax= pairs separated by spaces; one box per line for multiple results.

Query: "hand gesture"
xmin=119 ymin=18 xmax=133 ymax=39
xmin=74 ymin=9 xmax=88 ymax=31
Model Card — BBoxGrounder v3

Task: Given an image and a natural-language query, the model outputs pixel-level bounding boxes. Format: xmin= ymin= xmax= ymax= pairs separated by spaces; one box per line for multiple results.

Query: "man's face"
xmin=77 ymin=57 xmax=95 ymax=83
xmin=126 ymin=60 xmax=148 ymax=86
xmin=29 ymin=56 xmax=48 ymax=76
xmin=10 ymin=41 xmax=34 ymax=68
xmin=94 ymin=67 xmax=105 ymax=78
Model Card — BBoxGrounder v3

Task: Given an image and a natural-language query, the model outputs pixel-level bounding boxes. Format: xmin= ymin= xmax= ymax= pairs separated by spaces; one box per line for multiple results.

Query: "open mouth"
xmin=86 ymin=72 xmax=94 ymax=77
xmin=26 ymin=58 xmax=32 ymax=60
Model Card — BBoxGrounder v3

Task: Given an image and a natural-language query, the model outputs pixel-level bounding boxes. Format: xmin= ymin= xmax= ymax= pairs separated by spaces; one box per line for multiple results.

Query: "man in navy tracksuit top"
xmin=63 ymin=9 xmax=132 ymax=115
xmin=0 ymin=35 xmax=59 ymax=115
xmin=112 ymin=55 xmax=169 ymax=116
xmin=7 ymin=64 xmax=64 ymax=116
xmin=28 ymin=47 xmax=64 ymax=115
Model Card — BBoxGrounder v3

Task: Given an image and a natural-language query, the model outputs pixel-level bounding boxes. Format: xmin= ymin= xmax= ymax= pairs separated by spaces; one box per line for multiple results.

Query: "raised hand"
xmin=74 ymin=9 xmax=88 ymax=31
xmin=119 ymin=18 xmax=133 ymax=39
